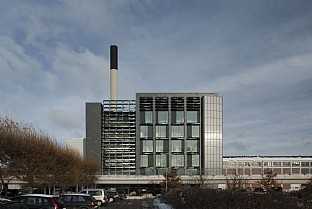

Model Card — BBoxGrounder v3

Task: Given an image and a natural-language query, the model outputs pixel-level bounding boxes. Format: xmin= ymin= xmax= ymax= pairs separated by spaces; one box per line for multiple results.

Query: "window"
xmin=140 ymin=111 xmax=152 ymax=123
xmin=172 ymin=140 xmax=183 ymax=152
xmin=273 ymin=162 xmax=281 ymax=167
xmin=252 ymin=162 xmax=262 ymax=167
xmin=187 ymin=140 xmax=198 ymax=152
xmin=172 ymin=125 xmax=184 ymax=138
xmin=142 ymin=140 xmax=153 ymax=153
xmin=191 ymin=155 xmax=199 ymax=167
xmin=172 ymin=155 xmax=184 ymax=167
xmin=301 ymin=168 xmax=310 ymax=174
xmin=156 ymin=154 xmax=167 ymax=167
xmin=157 ymin=111 xmax=168 ymax=124
xmin=140 ymin=155 xmax=148 ymax=167
xmin=187 ymin=125 xmax=200 ymax=138
xmin=172 ymin=111 xmax=184 ymax=124
xmin=283 ymin=162 xmax=291 ymax=167
xmin=187 ymin=111 xmax=199 ymax=123
xmin=140 ymin=125 xmax=152 ymax=138
xmin=292 ymin=161 xmax=300 ymax=167
xmin=156 ymin=125 xmax=168 ymax=138
xmin=156 ymin=140 xmax=164 ymax=152
xmin=301 ymin=162 xmax=310 ymax=167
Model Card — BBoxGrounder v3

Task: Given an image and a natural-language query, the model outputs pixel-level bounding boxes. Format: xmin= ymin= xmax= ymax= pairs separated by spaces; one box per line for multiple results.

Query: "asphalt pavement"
xmin=101 ymin=198 xmax=157 ymax=209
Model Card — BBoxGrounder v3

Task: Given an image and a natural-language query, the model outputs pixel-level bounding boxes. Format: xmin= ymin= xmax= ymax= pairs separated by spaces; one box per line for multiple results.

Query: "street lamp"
xmin=164 ymin=153 xmax=171 ymax=192
xmin=165 ymin=167 xmax=168 ymax=192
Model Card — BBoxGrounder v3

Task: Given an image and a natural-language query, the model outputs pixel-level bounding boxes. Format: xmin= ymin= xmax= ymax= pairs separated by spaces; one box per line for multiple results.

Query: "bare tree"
xmin=259 ymin=169 xmax=277 ymax=192
xmin=160 ymin=169 xmax=182 ymax=193
xmin=192 ymin=175 xmax=212 ymax=188
xmin=0 ymin=118 xmax=16 ymax=197
xmin=79 ymin=158 xmax=101 ymax=189
xmin=225 ymin=170 xmax=248 ymax=191
xmin=1 ymin=116 xmax=100 ymax=194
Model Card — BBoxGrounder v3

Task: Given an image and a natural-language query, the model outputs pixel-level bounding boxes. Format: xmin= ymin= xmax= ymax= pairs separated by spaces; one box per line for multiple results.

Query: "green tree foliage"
xmin=0 ymin=116 xmax=100 ymax=194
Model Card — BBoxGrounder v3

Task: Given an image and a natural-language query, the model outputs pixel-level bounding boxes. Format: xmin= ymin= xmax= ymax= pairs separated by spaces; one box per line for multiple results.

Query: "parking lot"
xmin=101 ymin=198 xmax=157 ymax=209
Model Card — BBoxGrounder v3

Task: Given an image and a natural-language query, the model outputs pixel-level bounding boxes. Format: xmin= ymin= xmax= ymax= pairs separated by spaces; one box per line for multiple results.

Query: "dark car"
xmin=58 ymin=194 xmax=97 ymax=209
xmin=106 ymin=191 xmax=119 ymax=202
xmin=116 ymin=191 xmax=126 ymax=200
xmin=10 ymin=194 xmax=61 ymax=209
xmin=0 ymin=200 xmax=28 ymax=209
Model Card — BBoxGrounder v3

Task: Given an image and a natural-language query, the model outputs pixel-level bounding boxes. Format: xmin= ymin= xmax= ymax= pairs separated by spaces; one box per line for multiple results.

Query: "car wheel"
xmin=97 ymin=201 xmax=102 ymax=206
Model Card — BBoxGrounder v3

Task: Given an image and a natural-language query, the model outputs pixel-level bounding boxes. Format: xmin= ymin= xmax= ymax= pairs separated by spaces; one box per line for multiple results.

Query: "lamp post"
xmin=164 ymin=153 xmax=171 ymax=193
xmin=165 ymin=167 xmax=168 ymax=192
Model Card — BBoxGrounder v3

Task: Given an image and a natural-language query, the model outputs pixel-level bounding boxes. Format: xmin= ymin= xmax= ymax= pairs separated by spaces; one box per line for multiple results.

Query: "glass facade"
xmin=172 ymin=125 xmax=184 ymax=138
xmin=157 ymin=111 xmax=168 ymax=124
xmin=187 ymin=111 xmax=199 ymax=123
xmin=172 ymin=111 xmax=184 ymax=124
xmin=156 ymin=125 xmax=168 ymax=138
xmin=223 ymin=157 xmax=312 ymax=175
xmin=136 ymin=93 xmax=223 ymax=176
xmin=202 ymin=96 xmax=223 ymax=175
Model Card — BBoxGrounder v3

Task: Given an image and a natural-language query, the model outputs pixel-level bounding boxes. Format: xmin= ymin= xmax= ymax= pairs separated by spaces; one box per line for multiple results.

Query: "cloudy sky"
xmin=1 ymin=0 xmax=311 ymax=156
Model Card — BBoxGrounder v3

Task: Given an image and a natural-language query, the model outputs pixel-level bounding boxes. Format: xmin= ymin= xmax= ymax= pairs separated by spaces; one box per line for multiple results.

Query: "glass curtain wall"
xmin=202 ymin=96 xmax=223 ymax=175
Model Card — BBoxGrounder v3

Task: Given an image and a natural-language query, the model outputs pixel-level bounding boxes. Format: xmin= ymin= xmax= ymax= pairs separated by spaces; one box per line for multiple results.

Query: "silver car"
xmin=79 ymin=189 xmax=108 ymax=206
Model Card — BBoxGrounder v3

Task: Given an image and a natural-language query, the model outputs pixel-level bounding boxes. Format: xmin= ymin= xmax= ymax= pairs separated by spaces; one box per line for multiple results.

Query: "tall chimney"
xmin=110 ymin=45 xmax=118 ymax=109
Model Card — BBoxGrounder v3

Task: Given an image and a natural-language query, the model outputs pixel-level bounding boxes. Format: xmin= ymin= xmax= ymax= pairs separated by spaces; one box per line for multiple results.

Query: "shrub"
xmin=162 ymin=188 xmax=301 ymax=209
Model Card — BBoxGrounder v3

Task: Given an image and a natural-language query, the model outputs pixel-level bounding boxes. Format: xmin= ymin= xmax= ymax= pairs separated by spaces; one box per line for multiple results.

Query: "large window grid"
xmin=202 ymin=96 xmax=223 ymax=176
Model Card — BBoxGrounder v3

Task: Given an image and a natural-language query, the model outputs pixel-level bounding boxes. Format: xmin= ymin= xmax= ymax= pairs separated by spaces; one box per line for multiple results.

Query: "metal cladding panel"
xmin=110 ymin=45 xmax=118 ymax=70
xmin=201 ymin=95 xmax=223 ymax=175
xmin=110 ymin=69 xmax=118 ymax=101
xmin=86 ymin=103 xmax=103 ymax=165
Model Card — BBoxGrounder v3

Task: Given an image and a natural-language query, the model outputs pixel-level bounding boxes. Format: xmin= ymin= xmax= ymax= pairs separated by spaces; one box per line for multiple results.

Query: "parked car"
xmin=106 ymin=191 xmax=119 ymax=202
xmin=10 ymin=194 xmax=62 ymax=209
xmin=0 ymin=200 xmax=28 ymax=209
xmin=57 ymin=194 xmax=97 ymax=209
xmin=79 ymin=189 xmax=108 ymax=206
xmin=116 ymin=190 xmax=126 ymax=200
xmin=0 ymin=197 xmax=11 ymax=203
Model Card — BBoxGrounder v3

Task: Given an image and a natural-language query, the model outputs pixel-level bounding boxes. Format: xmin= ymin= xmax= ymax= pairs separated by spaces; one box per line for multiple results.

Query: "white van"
xmin=79 ymin=189 xmax=108 ymax=206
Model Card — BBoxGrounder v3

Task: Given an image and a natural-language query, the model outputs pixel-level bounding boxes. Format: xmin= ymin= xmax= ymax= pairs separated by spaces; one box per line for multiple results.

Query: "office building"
xmin=136 ymin=93 xmax=223 ymax=176
xmin=82 ymin=45 xmax=312 ymax=191
xmin=85 ymin=45 xmax=223 ymax=176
